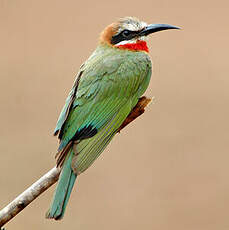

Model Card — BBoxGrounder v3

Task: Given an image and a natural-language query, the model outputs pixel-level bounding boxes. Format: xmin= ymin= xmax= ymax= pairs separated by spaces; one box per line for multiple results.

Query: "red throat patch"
xmin=116 ymin=40 xmax=149 ymax=52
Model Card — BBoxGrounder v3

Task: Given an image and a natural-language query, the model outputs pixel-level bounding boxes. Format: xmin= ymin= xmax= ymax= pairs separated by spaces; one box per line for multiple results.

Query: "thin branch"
xmin=0 ymin=96 xmax=152 ymax=228
xmin=0 ymin=167 xmax=60 ymax=227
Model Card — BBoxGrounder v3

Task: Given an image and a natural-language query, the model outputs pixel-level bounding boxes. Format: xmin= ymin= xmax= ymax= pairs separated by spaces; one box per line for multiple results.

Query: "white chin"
xmin=115 ymin=36 xmax=147 ymax=46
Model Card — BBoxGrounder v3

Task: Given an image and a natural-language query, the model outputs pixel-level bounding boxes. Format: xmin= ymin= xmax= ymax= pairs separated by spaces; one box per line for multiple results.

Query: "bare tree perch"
xmin=0 ymin=167 xmax=60 ymax=227
xmin=0 ymin=96 xmax=151 ymax=228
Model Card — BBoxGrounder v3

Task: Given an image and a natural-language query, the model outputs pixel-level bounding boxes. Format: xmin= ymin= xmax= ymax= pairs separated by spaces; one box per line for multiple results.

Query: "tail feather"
xmin=46 ymin=149 xmax=77 ymax=220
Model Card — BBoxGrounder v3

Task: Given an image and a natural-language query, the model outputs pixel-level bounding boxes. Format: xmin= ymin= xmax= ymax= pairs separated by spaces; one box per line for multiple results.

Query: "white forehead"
xmin=117 ymin=17 xmax=148 ymax=32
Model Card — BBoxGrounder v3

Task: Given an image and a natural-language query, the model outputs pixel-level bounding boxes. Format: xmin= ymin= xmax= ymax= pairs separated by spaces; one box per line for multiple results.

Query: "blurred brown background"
xmin=1 ymin=0 xmax=229 ymax=229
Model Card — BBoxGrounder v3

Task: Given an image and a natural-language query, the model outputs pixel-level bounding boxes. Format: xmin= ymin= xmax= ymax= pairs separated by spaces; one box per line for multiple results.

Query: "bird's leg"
xmin=118 ymin=96 xmax=152 ymax=132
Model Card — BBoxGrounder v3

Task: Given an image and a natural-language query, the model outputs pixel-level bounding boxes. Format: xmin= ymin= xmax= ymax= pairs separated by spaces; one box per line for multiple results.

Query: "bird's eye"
xmin=122 ymin=30 xmax=131 ymax=37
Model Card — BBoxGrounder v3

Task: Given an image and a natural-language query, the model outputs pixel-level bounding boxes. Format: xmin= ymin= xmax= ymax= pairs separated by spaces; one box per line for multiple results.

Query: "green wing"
xmin=55 ymin=45 xmax=151 ymax=172
xmin=54 ymin=68 xmax=83 ymax=136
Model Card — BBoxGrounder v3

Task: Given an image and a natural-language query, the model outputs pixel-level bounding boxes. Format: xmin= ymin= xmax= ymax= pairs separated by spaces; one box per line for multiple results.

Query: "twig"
xmin=0 ymin=167 xmax=60 ymax=227
xmin=0 ymin=96 xmax=152 ymax=228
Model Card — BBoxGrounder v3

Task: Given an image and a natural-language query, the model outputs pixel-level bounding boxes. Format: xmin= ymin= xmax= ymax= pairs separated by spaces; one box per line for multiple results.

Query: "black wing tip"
xmin=75 ymin=125 xmax=98 ymax=140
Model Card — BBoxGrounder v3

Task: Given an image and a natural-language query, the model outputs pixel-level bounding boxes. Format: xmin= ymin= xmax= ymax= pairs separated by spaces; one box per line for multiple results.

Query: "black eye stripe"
xmin=111 ymin=30 xmax=139 ymax=45
xmin=122 ymin=30 xmax=132 ymax=37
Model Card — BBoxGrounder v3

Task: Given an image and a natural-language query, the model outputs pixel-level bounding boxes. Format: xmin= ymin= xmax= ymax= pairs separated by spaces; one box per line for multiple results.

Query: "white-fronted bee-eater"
xmin=46 ymin=16 xmax=179 ymax=220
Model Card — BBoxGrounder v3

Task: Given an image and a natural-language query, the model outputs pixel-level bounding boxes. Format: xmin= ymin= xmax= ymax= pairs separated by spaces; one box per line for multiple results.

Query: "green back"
xmin=55 ymin=44 xmax=152 ymax=161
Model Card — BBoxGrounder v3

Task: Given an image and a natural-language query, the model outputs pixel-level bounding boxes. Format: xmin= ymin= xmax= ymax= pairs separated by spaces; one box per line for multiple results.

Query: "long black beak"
xmin=139 ymin=24 xmax=180 ymax=36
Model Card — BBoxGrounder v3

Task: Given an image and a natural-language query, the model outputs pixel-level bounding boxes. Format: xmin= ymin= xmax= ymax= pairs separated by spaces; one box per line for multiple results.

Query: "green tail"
xmin=46 ymin=149 xmax=77 ymax=220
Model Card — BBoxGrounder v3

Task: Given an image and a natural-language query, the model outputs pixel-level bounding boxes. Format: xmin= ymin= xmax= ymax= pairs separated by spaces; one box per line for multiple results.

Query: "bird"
xmin=46 ymin=16 xmax=179 ymax=220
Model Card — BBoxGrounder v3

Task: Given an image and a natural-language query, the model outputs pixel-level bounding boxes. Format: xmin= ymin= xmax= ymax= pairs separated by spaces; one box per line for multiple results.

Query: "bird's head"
xmin=100 ymin=17 xmax=180 ymax=52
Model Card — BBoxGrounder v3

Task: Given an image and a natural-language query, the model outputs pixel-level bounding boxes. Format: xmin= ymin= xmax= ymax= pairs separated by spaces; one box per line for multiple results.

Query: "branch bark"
xmin=0 ymin=96 xmax=151 ymax=228
xmin=0 ymin=167 xmax=60 ymax=227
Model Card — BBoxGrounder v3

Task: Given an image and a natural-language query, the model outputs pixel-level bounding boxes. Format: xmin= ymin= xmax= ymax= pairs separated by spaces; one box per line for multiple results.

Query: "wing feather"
xmin=55 ymin=45 xmax=152 ymax=155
